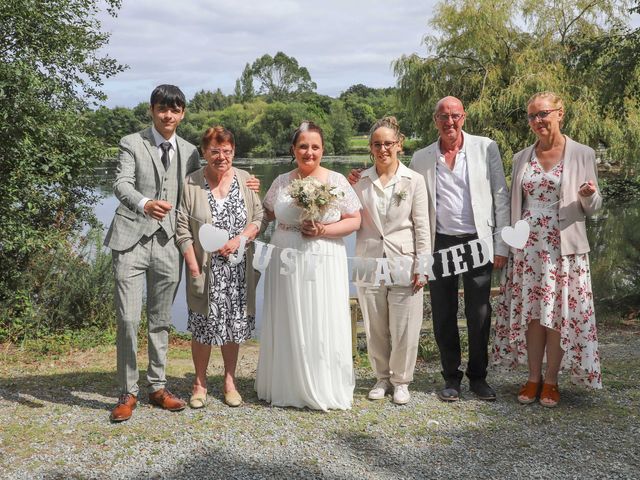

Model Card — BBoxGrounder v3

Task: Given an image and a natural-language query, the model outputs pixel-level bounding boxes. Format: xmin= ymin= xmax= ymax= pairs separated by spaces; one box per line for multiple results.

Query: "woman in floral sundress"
xmin=492 ymin=92 xmax=603 ymax=407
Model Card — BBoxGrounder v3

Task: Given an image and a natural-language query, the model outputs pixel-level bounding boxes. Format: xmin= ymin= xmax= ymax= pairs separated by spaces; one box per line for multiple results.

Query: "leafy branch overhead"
xmin=0 ymin=0 xmax=126 ymax=325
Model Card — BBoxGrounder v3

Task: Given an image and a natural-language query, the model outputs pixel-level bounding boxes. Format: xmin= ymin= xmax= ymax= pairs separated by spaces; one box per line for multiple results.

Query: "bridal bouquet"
xmin=287 ymin=176 xmax=343 ymax=221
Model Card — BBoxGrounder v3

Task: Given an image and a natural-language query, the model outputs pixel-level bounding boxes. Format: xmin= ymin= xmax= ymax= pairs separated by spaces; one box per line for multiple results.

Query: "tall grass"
xmin=0 ymin=228 xmax=117 ymax=345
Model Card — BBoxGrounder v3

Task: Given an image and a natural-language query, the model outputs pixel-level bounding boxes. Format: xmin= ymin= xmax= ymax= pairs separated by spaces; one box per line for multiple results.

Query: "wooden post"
xmin=350 ymin=297 xmax=359 ymax=359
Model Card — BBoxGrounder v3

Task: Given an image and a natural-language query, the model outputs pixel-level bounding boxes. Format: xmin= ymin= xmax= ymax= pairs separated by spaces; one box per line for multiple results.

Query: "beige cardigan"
xmin=175 ymin=167 xmax=264 ymax=316
xmin=509 ymin=136 xmax=602 ymax=255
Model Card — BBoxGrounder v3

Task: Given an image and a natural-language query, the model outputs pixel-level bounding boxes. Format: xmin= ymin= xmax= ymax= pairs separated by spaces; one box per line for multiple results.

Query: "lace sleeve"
xmin=331 ymin=171 xmax=362 ymax=215
xmin=263 ymin=173 xmax=286 ymax=212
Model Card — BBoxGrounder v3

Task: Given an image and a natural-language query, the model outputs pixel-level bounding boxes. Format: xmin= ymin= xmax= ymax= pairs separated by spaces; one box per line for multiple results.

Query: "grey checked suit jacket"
xmin=104 ymin=127 xmax=201 ymax=252
xmin=409 ymin=131 xmax=510 ymax=260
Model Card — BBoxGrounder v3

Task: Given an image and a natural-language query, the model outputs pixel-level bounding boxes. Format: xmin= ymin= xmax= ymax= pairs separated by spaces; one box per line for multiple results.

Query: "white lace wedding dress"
xmin=255 ymin=170 xmax=361 ymax=410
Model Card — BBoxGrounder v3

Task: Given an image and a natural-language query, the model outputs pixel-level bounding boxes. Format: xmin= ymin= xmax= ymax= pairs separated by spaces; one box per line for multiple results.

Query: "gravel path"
xmin=1 ymin=327 xmax=639 ymax=479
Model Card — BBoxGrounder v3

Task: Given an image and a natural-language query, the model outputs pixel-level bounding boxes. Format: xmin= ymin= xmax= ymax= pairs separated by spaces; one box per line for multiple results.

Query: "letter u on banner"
xmin=252 ymin=240 xmax=275 ymax=272
xmin=228 ymin=235 xmax=248 ymax=265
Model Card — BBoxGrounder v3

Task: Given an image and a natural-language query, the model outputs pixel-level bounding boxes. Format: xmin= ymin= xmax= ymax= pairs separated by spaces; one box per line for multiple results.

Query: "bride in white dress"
xmin=255 ymin=121 xmax=361 ymax=411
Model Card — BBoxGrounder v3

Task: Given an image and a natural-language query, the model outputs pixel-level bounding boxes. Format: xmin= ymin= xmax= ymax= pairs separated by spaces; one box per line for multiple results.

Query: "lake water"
xmin=94 ymin=156 xmax=372 ymax=333
xmin=95 ymin=156 xmax=640 ymax=331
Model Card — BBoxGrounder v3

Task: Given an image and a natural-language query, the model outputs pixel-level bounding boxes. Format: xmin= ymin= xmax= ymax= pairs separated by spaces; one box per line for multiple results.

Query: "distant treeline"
xmin=86 ymin=79 xmax=406 ymax=157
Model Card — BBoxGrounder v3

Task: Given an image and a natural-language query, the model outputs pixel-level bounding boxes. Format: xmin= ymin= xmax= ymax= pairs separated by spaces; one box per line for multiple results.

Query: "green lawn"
xmin=349 ymin=135 xmax=369 ymax=153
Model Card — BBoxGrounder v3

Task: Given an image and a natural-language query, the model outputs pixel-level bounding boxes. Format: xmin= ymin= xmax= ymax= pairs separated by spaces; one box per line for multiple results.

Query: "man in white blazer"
xmin=409 ymin=96 xmax=510 ymax=402
xmin=105 ymin=85 xmax=201 ymax=422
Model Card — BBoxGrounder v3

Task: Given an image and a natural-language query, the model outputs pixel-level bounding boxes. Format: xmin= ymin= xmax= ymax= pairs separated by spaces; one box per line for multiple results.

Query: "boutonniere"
xmin=393 ymin=189 xmax=408 ymax=205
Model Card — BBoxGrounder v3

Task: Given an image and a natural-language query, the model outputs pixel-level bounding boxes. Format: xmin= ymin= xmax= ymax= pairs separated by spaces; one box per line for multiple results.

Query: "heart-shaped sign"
xmin=501 ymin=220 xmax=530 ymax=250
xmin=198 ymin=224 xmax=229 ymax=252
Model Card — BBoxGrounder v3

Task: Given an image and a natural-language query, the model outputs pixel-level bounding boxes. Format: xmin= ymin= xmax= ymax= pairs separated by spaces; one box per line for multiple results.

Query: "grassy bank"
xmin=348 ymin=135 xmax=426 ymax=155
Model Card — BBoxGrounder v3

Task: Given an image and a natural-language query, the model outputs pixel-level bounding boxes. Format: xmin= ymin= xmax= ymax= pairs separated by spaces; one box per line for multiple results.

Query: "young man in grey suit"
xmin=105 ymin=84 xmax=201 ymax=422
xmin=409 ymin=96 xmax=510 ymax=402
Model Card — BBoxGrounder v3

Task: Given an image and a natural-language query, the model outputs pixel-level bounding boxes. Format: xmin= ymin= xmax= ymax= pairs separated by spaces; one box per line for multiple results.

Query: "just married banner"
xmin=196 ymin=218 xmax=531 ymax=285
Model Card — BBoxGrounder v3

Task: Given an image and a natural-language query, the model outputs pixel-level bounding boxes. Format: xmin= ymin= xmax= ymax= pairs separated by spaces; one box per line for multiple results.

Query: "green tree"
xmin=188 ymin=88 xmax=230 ymax=113
xmin=0 ymin=0 xmax=124 ymax=329
xmin=248 ymin=101 xmax=310 ymax=156
xmin=132 ymin=101 xmax=150 ymax=124
xmin=235 ymin=63 xmax=255 ymax=102
xmin=250 ymin=52 xmax=317 ymax=101
xmin=86 ymin=106 xmax=144 ymax=147
xmin=328 ymin=101 xmax=353 ymax=155
xmin=339 ymin=84 xmax=399 ymax=133
xmin=342 ymin=97 xmax=376 ymax=134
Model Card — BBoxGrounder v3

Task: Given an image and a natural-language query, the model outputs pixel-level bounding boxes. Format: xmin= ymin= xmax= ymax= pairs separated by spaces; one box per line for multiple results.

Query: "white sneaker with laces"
xmin=393 ymin=384 xmax=411 ymax=405
xmin=368 ymin=379 xmax=392 ymax=400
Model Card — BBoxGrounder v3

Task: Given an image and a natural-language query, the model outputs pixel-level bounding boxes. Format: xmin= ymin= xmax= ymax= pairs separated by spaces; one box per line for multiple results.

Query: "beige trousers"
xmin=357 ymin=284 xmax=424 ymax=386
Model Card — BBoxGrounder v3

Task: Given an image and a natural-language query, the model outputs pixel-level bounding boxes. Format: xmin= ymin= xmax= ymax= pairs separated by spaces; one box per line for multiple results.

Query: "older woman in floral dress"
xmin=492 ymin=92 xmax=602 ymax=407
xmin=176 ymin=126 xmax=263 ymax=409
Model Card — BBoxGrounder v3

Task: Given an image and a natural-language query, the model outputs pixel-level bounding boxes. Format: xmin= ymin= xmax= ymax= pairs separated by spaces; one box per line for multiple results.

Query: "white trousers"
xmin=357 ymin=284 xmax=424 ymax=386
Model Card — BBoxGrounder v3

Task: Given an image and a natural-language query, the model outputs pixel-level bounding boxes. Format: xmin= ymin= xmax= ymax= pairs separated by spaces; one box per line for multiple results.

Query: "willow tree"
xmin=394 ymin=0 xmax=637 ymax=174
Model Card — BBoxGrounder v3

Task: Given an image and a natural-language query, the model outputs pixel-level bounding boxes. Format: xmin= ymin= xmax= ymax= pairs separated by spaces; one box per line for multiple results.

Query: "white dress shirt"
xmin=361 ymin=162 xmax=412 ymax=225
xmin=435 ymin=141 xmax=476 ymax=235
xmin=137 ymin=126 xmax=178 ymax=213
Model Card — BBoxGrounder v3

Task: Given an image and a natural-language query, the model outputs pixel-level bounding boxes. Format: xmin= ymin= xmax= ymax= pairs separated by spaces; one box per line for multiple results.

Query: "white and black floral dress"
xmin=187 ymin=176 xmax=254 ymax=345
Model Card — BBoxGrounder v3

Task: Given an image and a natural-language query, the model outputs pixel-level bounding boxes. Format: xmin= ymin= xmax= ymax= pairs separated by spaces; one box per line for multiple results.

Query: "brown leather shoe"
xmin=148 ymin=388 xmax=186 ymax=411
xmin=110 ymin=393 xmax=137 ymax=422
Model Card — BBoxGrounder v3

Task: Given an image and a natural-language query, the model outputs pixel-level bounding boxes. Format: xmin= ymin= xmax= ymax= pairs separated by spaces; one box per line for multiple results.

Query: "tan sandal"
xmin=189 ymin=391 xmax=207 ymax=409
xmin=224 ymin=389 xmax=242 ymax=407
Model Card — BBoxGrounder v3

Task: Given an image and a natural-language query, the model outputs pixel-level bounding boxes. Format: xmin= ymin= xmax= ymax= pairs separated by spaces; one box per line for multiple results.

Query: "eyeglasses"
xmin=209 ymin=148 xmax=234 ymax=158
xmin=435 ymin=113 xmax=464 ymax=122
xmin=371 ymin=141 xmax=398 ymax=150
xmin=527 ymin=108 xmax=561 ymax=122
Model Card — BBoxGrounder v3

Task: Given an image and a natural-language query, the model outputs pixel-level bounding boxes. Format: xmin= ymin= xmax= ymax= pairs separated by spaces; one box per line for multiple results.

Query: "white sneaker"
xmin=393 ymin=384 xmax=411 ymax=405
xmin=368 ymin=379 xmax=392 ymax=400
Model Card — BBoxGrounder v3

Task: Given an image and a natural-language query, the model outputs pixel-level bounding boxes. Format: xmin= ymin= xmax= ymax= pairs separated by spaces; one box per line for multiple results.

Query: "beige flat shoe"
xmin=224 ymin=390 xmax=242 ymax=407
xmin=189 ymin=391 xmax=207 ymax=409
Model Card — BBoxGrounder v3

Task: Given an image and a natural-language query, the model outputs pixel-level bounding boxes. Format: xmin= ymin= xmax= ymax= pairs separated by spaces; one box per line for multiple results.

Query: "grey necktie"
xmin=160 ymin=142 xmax=172 ymax=170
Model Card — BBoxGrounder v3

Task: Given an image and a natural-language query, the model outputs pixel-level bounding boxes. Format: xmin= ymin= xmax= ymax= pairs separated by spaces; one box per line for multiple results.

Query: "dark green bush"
xmin=0 ymin=228 xmax=116 ymax=343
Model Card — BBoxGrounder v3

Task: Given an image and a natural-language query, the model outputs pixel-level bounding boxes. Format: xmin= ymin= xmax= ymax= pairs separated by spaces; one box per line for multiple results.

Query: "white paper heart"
xmin=198 ymin=224 xmax=229 ymax=252
xmin=501 ymin=220 xmax=530 ymax=250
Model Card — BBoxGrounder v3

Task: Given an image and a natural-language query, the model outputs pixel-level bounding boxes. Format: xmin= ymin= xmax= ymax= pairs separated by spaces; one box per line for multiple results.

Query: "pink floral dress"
xmin=492 ymin=156 xmax=602 ymax=388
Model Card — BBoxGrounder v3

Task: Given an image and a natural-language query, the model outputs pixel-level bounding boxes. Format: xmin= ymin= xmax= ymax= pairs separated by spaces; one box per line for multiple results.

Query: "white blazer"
xmin=354 ymin=163 xmax=431 ymax=259
xmin=409 ymin=131 xmax=510 ymax=260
